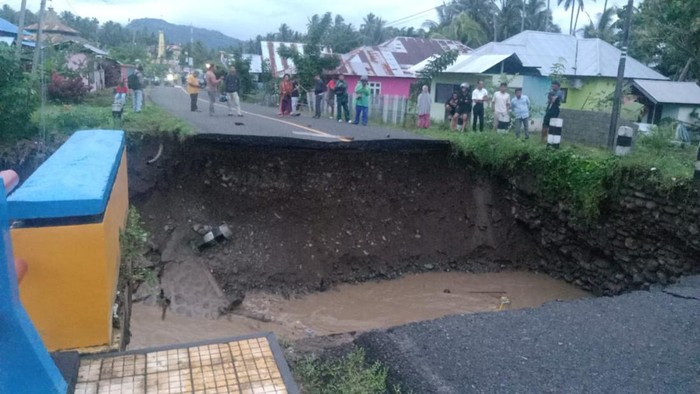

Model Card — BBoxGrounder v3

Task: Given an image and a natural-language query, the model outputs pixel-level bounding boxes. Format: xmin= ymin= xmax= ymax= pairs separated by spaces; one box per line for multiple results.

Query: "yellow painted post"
xmin=8 ymin=130 xmax=128 ymax=351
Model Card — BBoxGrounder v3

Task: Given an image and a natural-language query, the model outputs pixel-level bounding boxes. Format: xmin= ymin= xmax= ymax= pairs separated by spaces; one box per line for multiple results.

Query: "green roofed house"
xmin=424 ymin=31 xmax=668 ymax=129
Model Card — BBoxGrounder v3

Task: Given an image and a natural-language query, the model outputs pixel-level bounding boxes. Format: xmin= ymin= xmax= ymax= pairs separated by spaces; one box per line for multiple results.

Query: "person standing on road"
xmin=353 ymin=76 xmax=371 ymax=126
xmin=313 ymin=74 xmax=326 ymax=119
xmin=471 ymin=80 xmax=489 ymax=131
xmin=445 ymin=92 xmax=458 ymax=126
xmin=417 ymin=85 xmax=432 ymax=129
xmin=511 ymin=88 xmax=530 ymax=139
xmin=326 ymin=75 xmax=336 ymax=119
xmin=224 ymin=66 xmax=243 ymax=117
xmin=492 ymin=83 xmax=511 ymax=133
xmin=186 ymin=70 xmax=201 ymax=112
xmin=205 ymin=64 xmax=222 ymax=116
xmin=290 ymin=78 xmax=301 ymax=116
xmin=542 ymin=81 xmax=563 ymax=143
xmin=335 ymin=74 xmax=350 ymax=123
xmin=452 ymin=83 xmax=472 ymax=132
xmin=129 ymin=66 xmax=145 ymax=113
xmin=278 ymin=74 xmax=293 ymax=116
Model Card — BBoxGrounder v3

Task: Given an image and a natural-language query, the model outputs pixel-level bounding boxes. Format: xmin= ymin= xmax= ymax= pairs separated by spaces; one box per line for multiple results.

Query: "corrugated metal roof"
xmin=446 ymin=53 xmax=515 ymax=73
xmin=260 ymin=41 xmax=304 ymax=77
xmin=633 ymin=80 xmax=700 ymax=105
xmin=336 ymin=37 xmax=471 ymax=78
xmin=82 ymin=43 xmax=108 ymax=56
xmin=464 ymin=31 xmax=667 ymax=80
xmin=0 ymin=17 xmax=30 ymax=36
xmin=26 ymin=9 xmax=80 ymax=35
xmin=243 ymin=54 xmax=263 ymax=74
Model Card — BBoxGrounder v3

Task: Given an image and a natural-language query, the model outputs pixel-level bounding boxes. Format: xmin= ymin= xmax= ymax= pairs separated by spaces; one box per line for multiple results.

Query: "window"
xmin=435 ymin=83 xmax=460 ymax=103
xmin=369 ymin=82 xmax=381 ymax=96
xmin=559 ymin=88 xmax=568 ymax=103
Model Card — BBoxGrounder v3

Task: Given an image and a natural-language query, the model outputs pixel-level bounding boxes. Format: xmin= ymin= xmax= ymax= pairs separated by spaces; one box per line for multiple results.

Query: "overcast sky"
xmin=7 ymin=0 xmax=633 ymax=41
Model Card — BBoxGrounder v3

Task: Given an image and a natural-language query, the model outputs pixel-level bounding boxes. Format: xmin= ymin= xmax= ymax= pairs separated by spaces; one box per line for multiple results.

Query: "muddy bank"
xmin=129 ymin=135 xmax=538 ymax=303
xmin=128 ymin=271 xmax=588 ymax=350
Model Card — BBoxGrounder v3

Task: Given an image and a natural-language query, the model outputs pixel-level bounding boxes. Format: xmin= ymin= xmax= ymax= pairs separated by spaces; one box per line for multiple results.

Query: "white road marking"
xmin=172 ymin=86 xmax=351 ymax=142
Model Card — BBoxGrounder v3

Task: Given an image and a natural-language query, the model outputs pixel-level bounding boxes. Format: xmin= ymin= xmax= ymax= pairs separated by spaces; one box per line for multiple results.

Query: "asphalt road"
xmin=356 ymin=276 xmax=700 ymax=393
xmin=149 ymin=86 xmax=434 ymax=144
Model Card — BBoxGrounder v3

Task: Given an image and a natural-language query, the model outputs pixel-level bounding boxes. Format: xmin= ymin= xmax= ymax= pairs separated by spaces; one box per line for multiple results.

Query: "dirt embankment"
xmin=128 ymin=136 xmax=538 ymax=303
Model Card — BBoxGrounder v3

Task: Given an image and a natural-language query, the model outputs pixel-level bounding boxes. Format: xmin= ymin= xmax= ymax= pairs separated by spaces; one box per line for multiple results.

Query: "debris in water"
xmin=497 ymin=296 xmax=511 ymax=311
xmin=156 ymin=289 xmax=171 ymax=320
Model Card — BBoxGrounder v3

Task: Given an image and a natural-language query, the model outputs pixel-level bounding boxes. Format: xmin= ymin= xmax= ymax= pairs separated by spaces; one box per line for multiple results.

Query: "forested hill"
xmin=126 ymin=18 xmax=241 ymax=49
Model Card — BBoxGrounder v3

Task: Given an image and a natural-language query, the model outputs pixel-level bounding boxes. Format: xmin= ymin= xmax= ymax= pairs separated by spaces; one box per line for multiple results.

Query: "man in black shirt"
xmin=452 ymin=83 xmax=472 ymax=132
xmin=313 ymin=74 xmax=326 ymax=118
xmin=542 ymin=81 xmax=563 ymax=143
xmin=224 ymin=66 xmax=242 ymax=117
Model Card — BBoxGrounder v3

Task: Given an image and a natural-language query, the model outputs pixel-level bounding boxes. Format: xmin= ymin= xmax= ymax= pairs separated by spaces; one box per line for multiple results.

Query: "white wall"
xmin=662 ymin=104 xmax=700 ymax=125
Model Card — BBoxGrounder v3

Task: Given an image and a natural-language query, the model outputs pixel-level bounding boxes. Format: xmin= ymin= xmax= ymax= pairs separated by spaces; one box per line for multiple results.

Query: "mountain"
xmin=126 ymin=18 xmax=242 ymax=49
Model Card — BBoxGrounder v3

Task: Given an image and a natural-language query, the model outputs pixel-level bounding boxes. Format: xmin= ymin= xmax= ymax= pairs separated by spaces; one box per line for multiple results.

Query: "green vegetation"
xmin=415 ymin=126 xmax=697 ymax=222
xmin=0 ymin=44 xmax=38 ymax=141
xmin=120 ymin=207 xmax=157 ymax=287
xmin=294 ymin=348 xmax=408 ymax=394
xmin=34 ymin=90 xmax=193 ymax=139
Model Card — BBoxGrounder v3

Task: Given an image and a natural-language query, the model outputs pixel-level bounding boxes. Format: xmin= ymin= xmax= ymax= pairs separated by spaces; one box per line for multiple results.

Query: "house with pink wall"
xmin=335 ymin=37 xmax=470 ymax=98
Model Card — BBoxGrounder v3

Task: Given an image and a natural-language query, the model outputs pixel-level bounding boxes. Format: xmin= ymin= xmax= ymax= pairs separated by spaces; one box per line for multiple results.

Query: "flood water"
xmin=128 ymin=271 xmax=589 ymax=350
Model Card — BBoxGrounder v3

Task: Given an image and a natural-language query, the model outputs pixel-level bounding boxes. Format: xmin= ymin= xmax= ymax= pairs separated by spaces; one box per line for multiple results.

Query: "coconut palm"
xmin=558 ymin=0 xmax=591 ymax=35
xmin=430 ymin=12 xmax=489 ymax=46
xmin=580 ymin=5 xmax=616 ymax=44
xmin=360 ymin=13 xmax=387 ymax=45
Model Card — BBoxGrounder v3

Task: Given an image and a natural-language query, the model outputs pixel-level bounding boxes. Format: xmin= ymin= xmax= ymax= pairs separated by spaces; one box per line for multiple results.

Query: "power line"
xmin=384 ymin=6 xmax=441 ymax=27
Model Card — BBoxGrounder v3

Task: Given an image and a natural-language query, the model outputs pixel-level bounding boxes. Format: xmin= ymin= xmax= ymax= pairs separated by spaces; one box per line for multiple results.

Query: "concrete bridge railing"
xmin=6 ymin=129 xmax=129 ymax=351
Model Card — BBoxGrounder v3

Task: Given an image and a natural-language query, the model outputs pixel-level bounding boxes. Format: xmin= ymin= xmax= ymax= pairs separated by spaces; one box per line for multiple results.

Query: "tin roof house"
xmin=335 ymin=37 xmax=471 ymax=98
xmin=427 ymin=30 xmax=667 ymax=121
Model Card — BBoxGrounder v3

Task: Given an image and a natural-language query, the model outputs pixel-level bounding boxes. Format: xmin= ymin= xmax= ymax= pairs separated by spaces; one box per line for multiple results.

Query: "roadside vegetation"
xmin=293 ymin=348 xmax=409 ymax=394
xmin=34 ymin=89 xmax=193 ymax=140
xmin=413 ymin=124 xmax=697 ymax=222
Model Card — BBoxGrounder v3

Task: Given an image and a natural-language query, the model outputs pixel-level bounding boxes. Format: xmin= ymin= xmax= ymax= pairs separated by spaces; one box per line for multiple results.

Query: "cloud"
xmin=5 ymin=0 xmax=630 ymax=41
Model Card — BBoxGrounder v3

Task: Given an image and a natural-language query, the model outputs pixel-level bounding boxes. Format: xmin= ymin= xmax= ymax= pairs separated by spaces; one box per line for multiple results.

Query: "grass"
xmin=31 ymin=90 xmax=194 ymax=140
xmin=293 ymin=348 xmax=409 ymax=394
xmin=410 ymin=124 xmax=697 ymax=222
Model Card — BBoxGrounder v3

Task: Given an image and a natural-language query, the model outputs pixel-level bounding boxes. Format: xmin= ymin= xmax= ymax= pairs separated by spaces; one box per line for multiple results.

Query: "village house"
xmin=426 ymin=31 xmax=668 ymax=127
xmin=335 ymin=37 xmax=470 ymax=98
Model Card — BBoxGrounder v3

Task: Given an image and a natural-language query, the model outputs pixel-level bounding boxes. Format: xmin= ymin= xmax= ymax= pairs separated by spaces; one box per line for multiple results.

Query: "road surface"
xmin=356 ymin=276 xmax=700 ymax=393
xmin=149 ymin=86 xmax=434 ymax=144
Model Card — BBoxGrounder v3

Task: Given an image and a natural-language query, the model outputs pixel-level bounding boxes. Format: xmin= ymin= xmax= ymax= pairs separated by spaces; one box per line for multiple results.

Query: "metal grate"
xmin=75 ymin=334 xmax=294 ymax=394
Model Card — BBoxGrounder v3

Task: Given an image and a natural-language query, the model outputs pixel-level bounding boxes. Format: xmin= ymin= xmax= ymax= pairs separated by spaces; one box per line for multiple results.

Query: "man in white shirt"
xmin=471 ymin=80 xmax=489 ymax=131
xmin=492 ymin=82 xmax=511 ymax=133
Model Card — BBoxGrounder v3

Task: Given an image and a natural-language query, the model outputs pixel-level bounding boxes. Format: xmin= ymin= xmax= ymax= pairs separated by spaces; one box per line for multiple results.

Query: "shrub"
xmin=0 ymin=43 xmax=38 ymax=141
xmin=38 ymin=105 xmax=111 ymax=134
xmin=48 ymin=72 xmax=89 ymax=103
xmin=294 ymin=348 xmax=402 ymax=394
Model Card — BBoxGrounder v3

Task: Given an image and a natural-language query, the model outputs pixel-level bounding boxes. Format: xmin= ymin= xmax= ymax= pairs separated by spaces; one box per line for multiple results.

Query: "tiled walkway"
xmin=74 ymin=333 xmax=298 ymax=394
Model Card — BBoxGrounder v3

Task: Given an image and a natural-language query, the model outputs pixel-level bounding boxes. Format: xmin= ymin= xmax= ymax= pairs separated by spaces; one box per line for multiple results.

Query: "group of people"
xmin=286 ymin=73 xmax=371 ymax=125
xmin=439 ymin=80 xmax=564 ymax=140
xmin=185 ymin=65 xmax=243 ymax=117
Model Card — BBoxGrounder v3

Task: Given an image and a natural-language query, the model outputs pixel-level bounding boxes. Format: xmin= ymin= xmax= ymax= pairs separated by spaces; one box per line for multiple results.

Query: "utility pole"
xmin=15 ymin=0 xmax=27 ymax=61
xmin=607 ymin=0 xmax=634 ymax=149
xmin=31 ymin=0 xmax=47 ymax=76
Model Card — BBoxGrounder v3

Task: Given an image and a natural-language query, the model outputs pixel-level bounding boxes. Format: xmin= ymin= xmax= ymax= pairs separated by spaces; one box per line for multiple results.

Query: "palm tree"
xmin=431 ymin=12 xmax=489 ymax=46
xmin=360 ymin=13 xmax=387 ymax=45
xmin=522 ymin=0 xmax=556 ymax=32
xmin=580 ymin=6 xmax=616 ymax=44
xmin=557 ymin=0 xmax=591 ymax=35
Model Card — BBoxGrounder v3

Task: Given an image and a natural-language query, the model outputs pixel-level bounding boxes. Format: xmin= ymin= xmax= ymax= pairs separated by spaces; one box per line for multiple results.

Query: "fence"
xmin=259 ymin=92 xmax=413 ymax=126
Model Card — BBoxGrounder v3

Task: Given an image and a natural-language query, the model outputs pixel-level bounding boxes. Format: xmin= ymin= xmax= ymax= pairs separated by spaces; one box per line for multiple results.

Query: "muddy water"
xmin=128 ymin=271 xmax=588 ymax=350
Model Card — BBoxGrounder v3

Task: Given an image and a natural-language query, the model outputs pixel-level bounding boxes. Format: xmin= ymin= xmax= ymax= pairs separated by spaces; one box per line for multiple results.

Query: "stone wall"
xmin=507 ymin=174 xmax=700 ymax=295
xmin=559 ymin=109 xmax=637 ymax=147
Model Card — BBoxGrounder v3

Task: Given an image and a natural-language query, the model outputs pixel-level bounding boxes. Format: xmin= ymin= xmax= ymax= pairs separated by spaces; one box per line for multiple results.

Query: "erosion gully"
xmin=126 ymin=135 xmax=588 ymax=350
